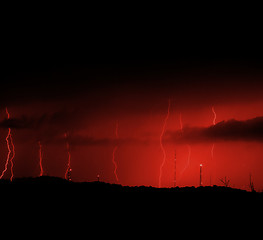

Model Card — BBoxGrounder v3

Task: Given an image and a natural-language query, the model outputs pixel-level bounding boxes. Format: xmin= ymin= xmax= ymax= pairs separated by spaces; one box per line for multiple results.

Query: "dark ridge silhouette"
xmin=1 ymin=176 xmax=262 ymax=216
xmin=0 ymin=176 xmax=262 ymax=196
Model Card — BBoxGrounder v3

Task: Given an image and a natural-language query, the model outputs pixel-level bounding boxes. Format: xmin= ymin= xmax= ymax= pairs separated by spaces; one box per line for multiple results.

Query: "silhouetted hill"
xmin=0 ymin=176 xmax=261 ymax=196
xmin=1 ymin=176 xmax=262 ymax=217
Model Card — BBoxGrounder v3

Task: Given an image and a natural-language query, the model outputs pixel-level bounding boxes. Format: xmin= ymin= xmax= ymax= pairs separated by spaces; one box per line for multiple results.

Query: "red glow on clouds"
xmin=1 ymin=98 xmax=263 ymax=191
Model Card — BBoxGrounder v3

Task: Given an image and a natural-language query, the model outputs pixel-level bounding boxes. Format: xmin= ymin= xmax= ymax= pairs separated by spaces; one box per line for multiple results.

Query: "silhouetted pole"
xmin=200 ymin=164 xmax=203 ymax=186
xmin=97 ymin=174 xmax=100 ymax=182
xmin=249 ymin=173 xmax=255 ymax=192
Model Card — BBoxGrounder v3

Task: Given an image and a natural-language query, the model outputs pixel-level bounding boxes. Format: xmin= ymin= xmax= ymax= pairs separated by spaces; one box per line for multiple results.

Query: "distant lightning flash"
xmin=179 ymin=113 xmax=183 ymax=134
xmin=180 ymin=144 xmax=192 ymax=181
xmin=158 ymin=99 xmax=171 ymax=188
xmin=0 ymin=108 xmax=15 ymax=181
xmin=112 ymin=121 xmax=119 ymax=183
xmin=179 ymin=112 xmax=191 ymax=182
xmin=174 ymin=150 xmax=177 ymax=187
xmin=38 ymin=141 xmax=44 ymax=177
xmin=64 ymin=133 xmax=72 ymax=180
xmin=211 ymin=107 xmax=217 ymax=160
xmin=212 ymin=106 xmax=216 ymax=126
xmin=210 ymin=106 xmax=217 ymax=185
xmin=211 ymin=144 xmax=215 ymax=161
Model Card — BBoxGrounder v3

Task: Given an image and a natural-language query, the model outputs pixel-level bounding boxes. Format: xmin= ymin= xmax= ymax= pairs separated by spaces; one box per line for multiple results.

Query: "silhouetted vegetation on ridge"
xmin=0 ymin=176 xmax=262 ymax=196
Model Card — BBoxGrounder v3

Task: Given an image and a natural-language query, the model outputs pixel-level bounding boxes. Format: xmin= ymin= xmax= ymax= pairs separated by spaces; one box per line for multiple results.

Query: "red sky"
xmin=1 ymin=63 xmax=263 ymax=191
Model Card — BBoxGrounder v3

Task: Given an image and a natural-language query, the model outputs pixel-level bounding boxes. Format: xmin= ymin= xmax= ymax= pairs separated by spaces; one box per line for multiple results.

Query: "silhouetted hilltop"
xmin=0 ymin=176 xmax=261 ymax=196
xmin=2 ymin=176 xmax=263 ymax=216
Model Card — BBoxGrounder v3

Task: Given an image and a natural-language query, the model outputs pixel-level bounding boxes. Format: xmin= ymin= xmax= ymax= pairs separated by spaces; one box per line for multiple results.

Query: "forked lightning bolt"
xmin=0 ymin=108 xmax=15 ymax=181
xmin=211 ymin=107 xmax=216 ymax=160
xmin=64 ymin=133 xmax=72 ymax=180
xmin=112 ymin=121 xmax=119 ymax=183
xmin=210 ymin=106 xmax=217 ymax=185
xmin=38 ymin=141 xmax=44 ymax=177
xmin=158 ymin=99 xmax=171 ymax=188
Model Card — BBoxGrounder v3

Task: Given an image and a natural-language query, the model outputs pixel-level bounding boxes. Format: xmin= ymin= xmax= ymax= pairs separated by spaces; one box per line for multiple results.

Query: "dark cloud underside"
xmin=166 ymin=117 xmax=263 ymax=143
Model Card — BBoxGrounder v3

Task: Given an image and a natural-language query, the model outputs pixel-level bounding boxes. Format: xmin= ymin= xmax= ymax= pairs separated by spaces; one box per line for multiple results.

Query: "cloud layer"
xmin=2 ymin=111 xmax=263 ymax=145
xmin=166 ymin=117 xmax=263 ymax=143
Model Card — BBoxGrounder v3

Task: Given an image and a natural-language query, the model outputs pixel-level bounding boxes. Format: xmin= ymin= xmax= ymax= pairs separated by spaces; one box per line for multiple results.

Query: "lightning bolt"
xmin=180 ymin=144 xmax=192 ymax=179
xmin=211 ymin=143 xmax=215 ymax=160
xmin=179 ymin=113 xmax=183 ymax=134
xmin=0 ymin=108 xmax=15 ymax=181
xmin=179 ymin=112 xmax=191 ymax=182
xmin=38 ymin=141 xmax=44 ymax=177
xmin=64 ymin=132 xmax=72 ymax=180
xmin=174 ymin=150 xmax=177 ymax=187
xmin=210 ymin=106 xmax=217 ymax=185
xmin=158 ymin=99 xmax=171 ymax=188
xmin=212 ymin=106 xmax=216 ymax=126
xmin=112 ymin=121 xmax=119 ymax=183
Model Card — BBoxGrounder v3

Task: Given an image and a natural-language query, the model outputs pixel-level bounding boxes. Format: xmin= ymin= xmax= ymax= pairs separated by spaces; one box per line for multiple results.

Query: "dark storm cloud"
xmin=166 ymin=117 xmax=263 ymax=143
xmin=0 ymin=115 xmax=47 ymax=129
xmin=0 ymin=110 xmax=87 ymax=143
xmin=0 ymin=110 xmax=146 ymax=145
xmin=0 ymin=109 xmax=89 ymax=130
xmin=46 ymin=116 xmax=263 ymax=146
xmin=65 ymin=136 xmax=140 ymax=147
xmin=3 ymin=111 xmax=263 ymax=146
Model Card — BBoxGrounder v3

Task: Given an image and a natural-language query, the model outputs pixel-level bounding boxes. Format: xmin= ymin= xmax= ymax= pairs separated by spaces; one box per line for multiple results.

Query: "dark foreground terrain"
xmin=0 ymin=176 xmax=261 ymax=196
xmin=1 ymin=176 xmax=262 ymax=218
